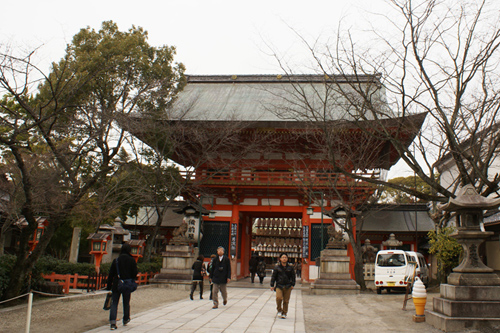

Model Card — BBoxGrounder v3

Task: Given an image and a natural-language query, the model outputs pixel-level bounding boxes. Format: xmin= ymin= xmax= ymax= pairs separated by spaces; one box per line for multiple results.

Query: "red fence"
xmin=42 ymin=272 xmax=157 ymax=294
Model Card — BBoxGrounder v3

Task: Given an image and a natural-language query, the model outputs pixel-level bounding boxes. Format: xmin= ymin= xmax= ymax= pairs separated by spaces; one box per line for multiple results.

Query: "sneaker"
xmin=212 ymin=305 xmax=218 ymax=309
xmin=277 ymin=311 xmax=282 ymax=317
xmin=123 ymin=318 xmax=130 ymax=326
xmin=281 ymin=313 xmax=287 ymax=319
xmin=110 ymin=324 xmax=117 ymax=330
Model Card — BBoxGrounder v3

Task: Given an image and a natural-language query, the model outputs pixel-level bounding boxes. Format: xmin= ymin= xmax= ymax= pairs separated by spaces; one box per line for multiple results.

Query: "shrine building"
xmin=123 ymin=74 xmax=425 ymax=282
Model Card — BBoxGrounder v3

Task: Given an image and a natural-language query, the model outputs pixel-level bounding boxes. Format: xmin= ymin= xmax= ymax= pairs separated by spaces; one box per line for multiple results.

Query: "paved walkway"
xmin=87 ymin=286 xmax=305 ymax=333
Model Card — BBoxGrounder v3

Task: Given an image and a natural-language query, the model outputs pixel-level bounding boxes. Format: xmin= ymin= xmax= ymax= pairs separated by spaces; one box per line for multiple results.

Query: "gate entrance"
xmin=252 ymin=218 xmax=303 ymax=267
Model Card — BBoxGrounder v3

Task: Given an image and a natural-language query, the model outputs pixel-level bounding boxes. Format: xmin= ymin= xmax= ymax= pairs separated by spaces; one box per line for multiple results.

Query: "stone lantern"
xmin=127 ymin=239 xmax=146 ymax=262
xmin=87 ymin=233 xmax=111 ymax=273
xmin=382 ymin=233 xmax=403 ymax=250
xmin=426 ymin=184 xmax=500 ymax=331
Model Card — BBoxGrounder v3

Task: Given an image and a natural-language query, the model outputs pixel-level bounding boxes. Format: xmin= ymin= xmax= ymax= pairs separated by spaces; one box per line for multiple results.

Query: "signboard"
xmin=185 ymin=216 xmax=202 ymax=242
xmin=302 ymin=225 xmax=309 ymax=259
xmin=230 ymin=223 xmax=238 ymax=257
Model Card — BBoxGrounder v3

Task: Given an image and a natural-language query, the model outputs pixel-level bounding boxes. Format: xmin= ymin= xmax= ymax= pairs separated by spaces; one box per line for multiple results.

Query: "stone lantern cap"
xmin=173 ymin=202 xmax=211 ymax=216
xmin=439 ymin=184 xmax=500 ymax=211
xmin=382 ymin=233 xmax=403 ymax=247
xmin=87 ymin=233 xmax=110 ymax=241
xmin=127 ymin=239 xmax=146 ymax=247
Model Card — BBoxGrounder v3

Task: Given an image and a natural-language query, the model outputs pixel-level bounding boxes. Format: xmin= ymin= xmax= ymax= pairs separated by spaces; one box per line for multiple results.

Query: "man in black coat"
xmin=211 ymin=246 xmax=231 ymax=309
xmin=107 ymin=243 xmax=138 ymax=330
xmin=270 ymin=252 xmax=295 ymax=319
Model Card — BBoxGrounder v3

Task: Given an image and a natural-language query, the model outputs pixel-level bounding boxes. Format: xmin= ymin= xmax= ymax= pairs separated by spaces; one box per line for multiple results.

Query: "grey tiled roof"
xmin=360 ymin=205 xmax=435 ymax=232
xmin=170 ymin=74 xmax=390 ymax=122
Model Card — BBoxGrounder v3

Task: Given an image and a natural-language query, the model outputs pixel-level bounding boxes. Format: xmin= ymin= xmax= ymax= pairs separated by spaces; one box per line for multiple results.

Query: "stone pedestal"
xmin=151 ymin=244 xmax=196 ymax=290
xmin=426 ymin=230 xmax=500 ymax=332
xmin=310 ymin=249 xmax=360 ymax=294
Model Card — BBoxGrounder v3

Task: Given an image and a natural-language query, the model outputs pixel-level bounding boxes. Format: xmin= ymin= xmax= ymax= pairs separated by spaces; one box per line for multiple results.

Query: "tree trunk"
xmin=350 ymin=237 xmax=367 ymax=291
xmin=0 ymin=232 xmax=5 ymax=256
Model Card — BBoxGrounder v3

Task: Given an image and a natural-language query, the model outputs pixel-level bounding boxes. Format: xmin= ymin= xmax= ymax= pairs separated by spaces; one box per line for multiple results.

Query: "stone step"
xmin=433 ymin=297 xmax=500 ymax=318
xmin=441 ymin=284 xmax=500 ymax=301
xmin=426 ymin=309 xmax=500 ymax=332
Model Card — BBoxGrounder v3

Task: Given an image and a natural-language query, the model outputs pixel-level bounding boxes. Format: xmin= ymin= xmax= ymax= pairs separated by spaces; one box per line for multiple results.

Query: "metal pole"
xmin=320 ymin=192 xmax=324 ymax=252
xmin=25 ymin=292 xmax=33 ymax=333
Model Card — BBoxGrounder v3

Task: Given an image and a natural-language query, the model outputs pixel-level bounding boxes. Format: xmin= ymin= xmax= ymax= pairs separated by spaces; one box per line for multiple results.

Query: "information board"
xmin=302 ymin=225 xmax=309 ymax=259
xmin=230 ymin=223 xmax=238 ymax=257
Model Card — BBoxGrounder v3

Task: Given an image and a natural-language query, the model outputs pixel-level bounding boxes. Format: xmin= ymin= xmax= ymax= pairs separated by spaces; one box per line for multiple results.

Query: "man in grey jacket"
xmin=210 ymin=246 xmax=231 ymax=309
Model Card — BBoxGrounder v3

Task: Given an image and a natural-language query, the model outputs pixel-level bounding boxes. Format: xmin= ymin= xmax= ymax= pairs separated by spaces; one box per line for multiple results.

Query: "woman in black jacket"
xmin=270 ymin=253 xmax=295 ymax=319
xmin=190 ymin=255 xmax=206 ymax=300
xmin=107 ymin=243 xmax=138 ymax=330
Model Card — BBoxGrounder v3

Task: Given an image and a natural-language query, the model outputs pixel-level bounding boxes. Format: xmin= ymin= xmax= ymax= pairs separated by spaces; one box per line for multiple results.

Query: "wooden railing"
xmin=180 ymin=169 xmax=382 ymax=187
xmin=42 ymin=272 xmax=157 ymax=294
xmin=363 ymin=263 xmax=375 ymax=281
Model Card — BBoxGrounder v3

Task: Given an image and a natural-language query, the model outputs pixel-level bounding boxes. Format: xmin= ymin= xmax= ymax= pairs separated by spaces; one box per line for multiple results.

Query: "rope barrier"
xmin=0 ymin=293 xmax=30 ymax=305
xmin=31 ymin=290 xmax=69 ymax=297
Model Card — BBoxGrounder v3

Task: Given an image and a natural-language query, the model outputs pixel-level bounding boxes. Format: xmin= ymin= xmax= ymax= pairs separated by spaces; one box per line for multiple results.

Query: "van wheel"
xmin=376 ymin=288 xmax=381 ymax=294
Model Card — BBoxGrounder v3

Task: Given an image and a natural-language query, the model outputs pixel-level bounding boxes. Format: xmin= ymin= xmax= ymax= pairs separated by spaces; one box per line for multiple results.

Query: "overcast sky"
xmin=2 ymin=0 xmax=413 ymax=177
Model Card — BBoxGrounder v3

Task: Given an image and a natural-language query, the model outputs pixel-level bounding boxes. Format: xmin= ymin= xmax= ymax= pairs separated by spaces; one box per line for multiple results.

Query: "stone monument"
xmin=426 ymin=185 xmax=500 ymax=332
xmin=152 ymin=219 xmax=196 ymax=290
xmin=310 ymin=224 xmax=360 ymax=294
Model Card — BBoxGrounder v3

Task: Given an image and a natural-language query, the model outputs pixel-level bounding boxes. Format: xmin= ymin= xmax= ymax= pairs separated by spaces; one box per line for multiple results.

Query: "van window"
xmin=376 ymin=253 xmax=406 ymax=267
xmin=419 ymin=257 xmax=426 ymax=268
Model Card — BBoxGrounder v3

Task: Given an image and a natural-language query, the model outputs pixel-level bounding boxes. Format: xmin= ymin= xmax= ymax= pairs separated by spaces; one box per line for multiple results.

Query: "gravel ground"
xmin=302 ymin=290 xmax=442 ymax=332
xmin=0 ymin=286 xmax=188 ymax=333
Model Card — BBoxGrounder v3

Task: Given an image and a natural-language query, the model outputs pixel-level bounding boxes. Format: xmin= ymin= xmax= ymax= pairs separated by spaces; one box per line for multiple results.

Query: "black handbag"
xmin=103 ymin=292 xmax=112 ymax=310
xmin=116 ymin=259 xmax=137 ymax=293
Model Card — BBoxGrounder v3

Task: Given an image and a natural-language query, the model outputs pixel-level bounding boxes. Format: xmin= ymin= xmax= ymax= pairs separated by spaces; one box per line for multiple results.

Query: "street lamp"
xmin=198 ymin=196 xmax=215 ymax=250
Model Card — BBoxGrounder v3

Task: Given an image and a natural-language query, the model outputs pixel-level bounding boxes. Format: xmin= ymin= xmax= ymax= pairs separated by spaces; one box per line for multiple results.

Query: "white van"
xmin=374 ymin=250 xmax=408 ymax=294
xmin=374 ymin=250 xmax=429 ymax=294
xmin=405 ymin=251 xmax=430 ymax=286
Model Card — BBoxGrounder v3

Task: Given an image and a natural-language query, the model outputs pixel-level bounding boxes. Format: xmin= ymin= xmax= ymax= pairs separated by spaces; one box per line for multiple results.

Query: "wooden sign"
xmin=402 ymin=261 xmax=417 ymax=310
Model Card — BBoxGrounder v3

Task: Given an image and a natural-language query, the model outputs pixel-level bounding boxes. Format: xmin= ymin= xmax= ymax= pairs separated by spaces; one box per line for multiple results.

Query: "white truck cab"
xmin=405 ymin=251 xmax=430 ymax=286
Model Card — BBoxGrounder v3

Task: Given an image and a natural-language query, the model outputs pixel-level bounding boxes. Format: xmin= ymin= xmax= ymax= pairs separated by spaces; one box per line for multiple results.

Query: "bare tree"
xmin=270 ymin=0 xmax=500 ymax=212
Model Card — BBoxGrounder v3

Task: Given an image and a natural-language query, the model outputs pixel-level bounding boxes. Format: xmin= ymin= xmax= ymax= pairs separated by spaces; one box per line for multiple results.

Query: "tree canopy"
xmin=0 ymin=20 xmax=185 ymax=299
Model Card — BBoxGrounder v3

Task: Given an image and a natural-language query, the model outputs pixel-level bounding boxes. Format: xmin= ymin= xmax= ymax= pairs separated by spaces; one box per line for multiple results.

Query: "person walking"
xmin=190 ymin=255 xmax=206 ymax=300
xmin=211 ymin=246 xmax=231 ymax=309
xmin=106 ymin=243 xmax=138 ymax=330
xmin=257 ymin=257 xmax=266 ymax=284
xmin=270 ymin=253 xmax=296 ymax=319
xmin=208 ymin=254 xmax=216 ymax=300
xmin=249 ymin=253 xmax=258 ymax=283
xmin=295 ymin=260 xmax=302 ymax=279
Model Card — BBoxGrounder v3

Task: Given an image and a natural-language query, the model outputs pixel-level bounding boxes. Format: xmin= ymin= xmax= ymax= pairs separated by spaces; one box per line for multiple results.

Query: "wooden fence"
xmin=42 ymin=272 xmax=157 ymax=294
xmin=363 ymin=263 xmax=375 ymax=281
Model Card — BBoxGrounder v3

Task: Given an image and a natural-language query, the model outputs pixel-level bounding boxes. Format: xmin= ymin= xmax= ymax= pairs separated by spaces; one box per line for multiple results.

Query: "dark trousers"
xmin=190 ymin=280 xmax=203 ymax=296
xmin=109 ymin=291 xmax=131 ymax=325
xmin=259 ymin=275 xmax=265 ymax=284
xmin=210 ymin=282 xmax=213 ymax=299
xmin=250 ymin=271 xmax=256 ymax=283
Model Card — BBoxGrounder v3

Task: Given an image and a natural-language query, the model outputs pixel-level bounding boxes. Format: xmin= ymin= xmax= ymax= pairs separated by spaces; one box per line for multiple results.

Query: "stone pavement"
xmin=87 ymin=286 xmax=305 ymax=333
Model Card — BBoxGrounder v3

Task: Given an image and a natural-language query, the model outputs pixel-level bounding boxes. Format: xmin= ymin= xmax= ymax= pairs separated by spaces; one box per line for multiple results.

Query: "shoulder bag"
xmin=116 ymin=259 xmax=138 ymax=293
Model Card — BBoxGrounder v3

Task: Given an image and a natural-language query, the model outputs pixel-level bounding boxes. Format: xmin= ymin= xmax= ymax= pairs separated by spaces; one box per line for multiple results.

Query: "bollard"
xmin=25 ymin=292 xmax=33 ymax=333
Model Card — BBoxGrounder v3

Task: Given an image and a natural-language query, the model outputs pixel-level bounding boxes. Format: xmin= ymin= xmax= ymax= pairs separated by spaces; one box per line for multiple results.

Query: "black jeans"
xmin=190 ymin=280 xmax=203 ymax=296
xmin=109 ymin=291 xmax=131 ymax=325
